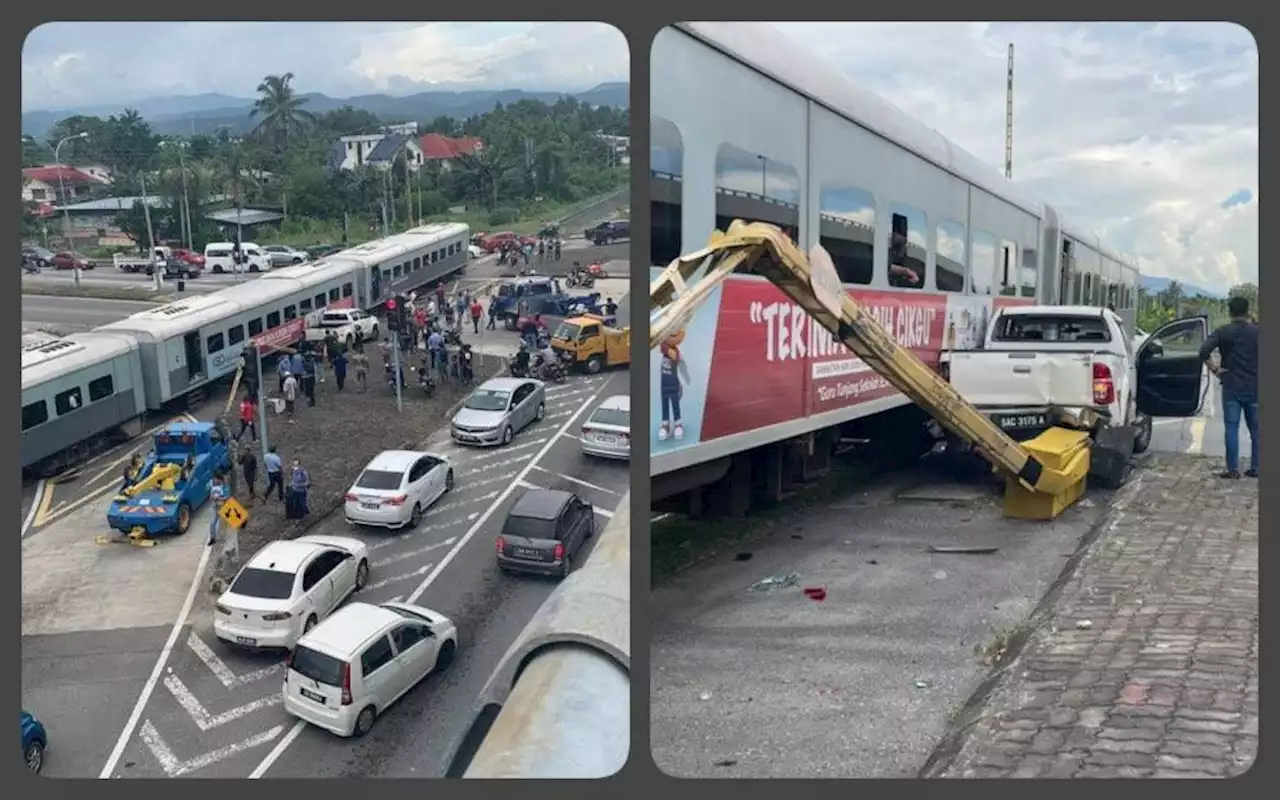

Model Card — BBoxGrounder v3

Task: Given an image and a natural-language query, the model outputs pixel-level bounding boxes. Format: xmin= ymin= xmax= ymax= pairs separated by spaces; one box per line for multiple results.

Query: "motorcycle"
xmin=534 ymin=356 xmax=567 ymax=384
xmin=509 ymin=359 xmax=530 ymax=378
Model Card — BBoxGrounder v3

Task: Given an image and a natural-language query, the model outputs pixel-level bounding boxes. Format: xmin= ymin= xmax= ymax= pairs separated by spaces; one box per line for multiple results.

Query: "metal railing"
xmin=445 ymin=493 xmax=630 ymax=779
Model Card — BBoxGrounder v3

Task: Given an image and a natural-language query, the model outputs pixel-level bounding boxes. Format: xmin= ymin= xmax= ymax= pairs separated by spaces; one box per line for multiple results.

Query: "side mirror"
xmin=1142 ymin=341 xmax=1165 ymax=359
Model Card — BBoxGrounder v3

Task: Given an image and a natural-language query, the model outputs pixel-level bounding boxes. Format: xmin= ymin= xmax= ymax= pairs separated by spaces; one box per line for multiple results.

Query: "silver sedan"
xmin=450 ymin=377 xmax=547 ymax=446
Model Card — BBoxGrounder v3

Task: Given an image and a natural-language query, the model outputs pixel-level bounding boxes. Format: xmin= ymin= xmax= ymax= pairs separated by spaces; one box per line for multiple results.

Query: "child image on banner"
xmin=658 ymin=329 xmax=691 ymax=442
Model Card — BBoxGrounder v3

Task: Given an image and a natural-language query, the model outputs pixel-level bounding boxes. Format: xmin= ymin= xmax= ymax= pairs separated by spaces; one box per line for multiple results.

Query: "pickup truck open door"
xmin=1135 ymin=316 xmax=1209 ymax=418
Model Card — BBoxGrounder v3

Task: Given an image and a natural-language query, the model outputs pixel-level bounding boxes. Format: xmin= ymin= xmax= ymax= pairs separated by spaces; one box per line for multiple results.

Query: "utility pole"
xmin=255 ymin=347 xmax=270 ymax=465
xmin=178 ymin=144 xmax=193 ymax=249
xmin=1005 ymin=43 xmax=1015 ymax=180
xmin=403 ymin=152 xmax=413 ymax=228
xmin=139 ymin=173 xmax=161 ymax=293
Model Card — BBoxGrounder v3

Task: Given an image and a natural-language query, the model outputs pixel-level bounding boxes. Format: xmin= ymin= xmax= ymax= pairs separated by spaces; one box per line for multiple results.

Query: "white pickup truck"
xmin=940 ymin=305 xmax=1210 ymax=479
xmin=304 ymin=308 xmax=380 ymax=346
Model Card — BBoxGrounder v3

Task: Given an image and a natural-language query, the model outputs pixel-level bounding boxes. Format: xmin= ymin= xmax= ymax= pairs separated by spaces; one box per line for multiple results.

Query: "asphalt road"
xmin=1149 ymin=377 xmax=1253 ymax=468
xmin=22 ymin=295 xmax=160 ymax=331
xmin=98 ymin=366 xmax=630 ymax=778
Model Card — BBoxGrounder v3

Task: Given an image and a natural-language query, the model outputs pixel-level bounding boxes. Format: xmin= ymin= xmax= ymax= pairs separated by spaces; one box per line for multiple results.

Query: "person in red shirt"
xmin=469 ymin=298 xmax=484 ymax=334
xmin=236 ymin=394 xmax=257 ymax=442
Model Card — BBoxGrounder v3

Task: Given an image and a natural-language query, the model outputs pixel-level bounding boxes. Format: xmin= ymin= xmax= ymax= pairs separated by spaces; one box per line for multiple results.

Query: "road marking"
xmin=462 ymin=471 xmax=521 ymax=491
xmin=388 ymin=595 xmax=404 ymax=603
xmin=517 ymin=479 xmax=545 ymax=491
xmin=372 ymin=538 xmax=457 ymax=568
xmin=461 ymin=457 xmax=531 ymax=476
xmin=594 ymin=507 xmax=615 ymax=520
xmin=21 ymin=480 xmax=45 ymax=537
xmin=1153 ymin=418 xmax=1182 ymax=425
xmin=370 ymin=516 xmax=476 ymax=550
xmin=248 ymin=373 xmax=618 ymax=779
xmin=559 ymin=433 xmax=583 ymax=444
xmin=364 ymin=562 xmax=435 ymax=592
xmin=186 ymin=633 xmax=282 ymax=688
xmin=100 ymin=544 xmax=213 ymax=779
xmin=531 ymin=466 xmax=621 ymax=496
xmin=139 ymin=719 xmax=283 ymax=778
xmin=1187 ymin=417 xmax=1207 ymax=454
xmin=164 ymin=674 xmax=283 ymax=731
xmin=544 ymin=409 xmax=576 ymax=422
xmin=465 ymin=437 xmax=549 ymax=463
xmin=423 ymin=491 xmax=501 ymax=519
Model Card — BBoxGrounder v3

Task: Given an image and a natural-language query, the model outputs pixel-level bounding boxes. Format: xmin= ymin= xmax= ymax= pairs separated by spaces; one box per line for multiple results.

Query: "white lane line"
xmin=186 ymin=633 xmax=281 ymax=688
xmin=559 ymin=433 xmax=583 ymax=444
xmin=1187 ymin=417 xmax=1207 ymax=454
xmin=423 ymin=491 xmax=500 ymax=519
xmin=141 ymin=720 xmax=284 ymax=778
xmin=249 ymin=374 xmax=618 ymax=780
xmin=388 ymin=595 xmax=404 ymax=603
xmin=465 ymin=437 xmax=548 ymax=462
xmin=364 ymin=562 xmax=434 ymax=592
xmin=530 ymin=466 xmax=621 ymax=496
xmin=517 ymin=479 xmax=545 ymax=491
xmin=370 ymin=515 xmax=476 ymax=551
xmin=100 ymin=544 xmax=212 ymax=779
xmin=21 ymin=480 xmax=45 ymax=538
xmin=462 ymin=471 xmax=521 ymax=491
xmin=372 ymin=538 xmax=457 ymax=568
xmin=544 ymin=410 xmax=576 ymax=422
xmin=164 ymin=674 xmax=283 ymax=731
xmin=594 ymin=507 xmax=615 ymax=520
xmin=461 ymin=458 xmax=530 ymax=476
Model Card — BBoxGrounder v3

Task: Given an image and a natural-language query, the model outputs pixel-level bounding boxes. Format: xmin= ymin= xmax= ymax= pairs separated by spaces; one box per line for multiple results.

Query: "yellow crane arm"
xmin=649 ymin=221 xmax=1090 ymax=506
xmin=123 ymin=462 xmax=183 ymax=497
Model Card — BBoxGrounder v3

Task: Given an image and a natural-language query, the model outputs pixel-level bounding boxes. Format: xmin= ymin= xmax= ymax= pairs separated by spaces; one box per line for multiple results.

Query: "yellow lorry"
xmin=550 ymin=314 xmax=631 ymax=375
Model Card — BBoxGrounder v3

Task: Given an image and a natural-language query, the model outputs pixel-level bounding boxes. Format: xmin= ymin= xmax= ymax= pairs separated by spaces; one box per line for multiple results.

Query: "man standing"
xmin=353 ymin=345 xmax=369 ymax=392
xmin=427 ymin=328 xmax=445 ymax=372
xmin=208 ymin=472 xmax=229 ymax=546
xmin=288 ymin=459 xmax=312 ymax=519
xmin=264 ymin=445 xmax=285 ymax=501
xmin=283 ymin=373 xmax=299 ymax=420
xmin=470 ymin=297 xmax=484 ymax=334
xmin=332 ymin=348 xmax=349 ymax=391
xmin=236 ymin=394 xmax=257 ymax=442
xmin=238 ymin=446 xmax=258 ymax=501
xmin=302 ymin=353 xmax=317 ymax=407
xmin=1199 ymin=295 xmax=1259 ymax=479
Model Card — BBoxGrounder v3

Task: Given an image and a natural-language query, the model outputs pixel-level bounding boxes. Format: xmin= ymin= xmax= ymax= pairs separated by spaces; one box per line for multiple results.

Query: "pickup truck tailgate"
xmin=948 ymin=351 xmax=1096 ymax=408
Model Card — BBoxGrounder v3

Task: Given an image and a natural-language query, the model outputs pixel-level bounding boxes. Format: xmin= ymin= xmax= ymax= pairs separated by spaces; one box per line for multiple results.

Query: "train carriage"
xmin=650 ymin=22 xmax=1142 ymax=506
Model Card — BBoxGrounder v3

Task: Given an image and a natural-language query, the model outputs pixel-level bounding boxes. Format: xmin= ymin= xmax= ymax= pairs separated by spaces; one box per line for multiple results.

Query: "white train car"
xmin=649 ymin=22 xmax=1141 ymax=510
xmin=21 ymin=332 xmax=147 ymax=475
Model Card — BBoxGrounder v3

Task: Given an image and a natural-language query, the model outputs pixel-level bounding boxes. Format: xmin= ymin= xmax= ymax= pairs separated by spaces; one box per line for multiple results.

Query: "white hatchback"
xmin=344 ymin=450 xmax=455 ymax=529
xmin=283 ymin=601 xmax=459 ymax=738
xmin=214 ymin=535 xmax=370 ymax=650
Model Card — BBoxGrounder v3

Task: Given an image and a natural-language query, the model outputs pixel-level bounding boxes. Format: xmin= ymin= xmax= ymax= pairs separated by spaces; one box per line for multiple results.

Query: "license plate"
xmin=235 ymin=636 xmax=257 ymax=646
xmin=514 ymin=548 xmax=539 ymax=559
xmin=995 ymin=414 xmax=1047 ymax=430
xmin=595 ymin=435 xmax=617 ymax=445
xmin=361 ymin=502 xmax=380 ymax=510
xmin=299 ymin=688 xmax=326 ymax=704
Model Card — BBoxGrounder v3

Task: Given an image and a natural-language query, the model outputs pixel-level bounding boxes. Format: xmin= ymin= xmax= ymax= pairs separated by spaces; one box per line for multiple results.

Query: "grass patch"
xmin=23 ymin=281 xmax=168 ymax=303
xmin=974 ymin=621 xmax=1034 ymax=668
xmin=651 ymin=458 xmax=885 ymax=584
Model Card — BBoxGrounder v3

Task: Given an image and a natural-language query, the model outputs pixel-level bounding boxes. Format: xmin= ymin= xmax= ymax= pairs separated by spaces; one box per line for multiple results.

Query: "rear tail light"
xmin=385 ymin=494 xmax=408 ymax=506
xmin=553 ymin=542 xmax=565 ymax=561
xmin=1092 ymin=362 xmax=1116 ymax=405
xmin=262 ymin=611 xmax=292 ymax=622
xmin=496 ymin=536 xmax=506 ymax=555
xmin=344 ymin=493 xmax=359 ymax=502
xmin=215 ymin=604 xmax=232 ymax=615
xmin=340 ymin=663 xmax=353 ymax=705
xmin=581 ymin=425 xmax=594 ymax=437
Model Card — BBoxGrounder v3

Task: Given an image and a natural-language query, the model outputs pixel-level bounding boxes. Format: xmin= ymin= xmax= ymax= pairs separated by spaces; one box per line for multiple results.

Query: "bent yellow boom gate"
xmin=649 ymin=221 xmax=1091 ymax=520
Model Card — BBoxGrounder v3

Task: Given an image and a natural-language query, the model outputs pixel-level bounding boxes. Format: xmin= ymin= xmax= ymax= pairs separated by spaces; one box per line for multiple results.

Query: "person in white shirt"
xmin=283 ymin=373 xmax=299 ymax=420
xmin=208 ymin=473 xmax=228 ymax=546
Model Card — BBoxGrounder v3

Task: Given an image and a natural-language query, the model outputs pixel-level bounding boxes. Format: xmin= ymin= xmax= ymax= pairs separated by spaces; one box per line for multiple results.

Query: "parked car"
xmin=344 ymin=450 xmax=454 ymax=529
xmin=263 ymin=244 xmax=311 ymax=267
xmin=496 ymin=489 xmax=595 ymax=578
xmin=50 ymin=251 xmax=96 ymax=270
xmin=22 ymin=245 xmax=54 ymax=268
xmin=21 ymin=710 xmax=47 ymax=773
xmin=171 ymin=248 xmax=206 ymax=268
xmin=450 ymin=377 xmax=547 ymax=447
xmin=204 ymin=241 xmax=272 ymax=273
xmin=214 ymin=535 xmax=370 ymax=650
xmin=283 ymin=601 xmax=458 ymax=738
xmin=467 ymin=244 xmax=486 ymax=259
xmin=480 ymin=231 xmax=536 ymax=253
xmin=580 ymin=395 xmax=630 ymax=459
xmin=585 ymin=219 xmax=629 ymax=245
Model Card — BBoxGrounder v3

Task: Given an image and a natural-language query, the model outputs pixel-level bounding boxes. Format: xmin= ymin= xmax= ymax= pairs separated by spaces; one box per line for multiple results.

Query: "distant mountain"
xmin=1140 ymin=274 xmax=1223 ymax=299
xmin=21 ymin=82 xmax=629 ymax=138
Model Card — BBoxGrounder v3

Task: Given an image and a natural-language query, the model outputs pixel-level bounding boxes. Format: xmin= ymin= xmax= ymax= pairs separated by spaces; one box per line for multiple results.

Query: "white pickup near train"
xmin=21 ymin=222 xmax=470 ymax=477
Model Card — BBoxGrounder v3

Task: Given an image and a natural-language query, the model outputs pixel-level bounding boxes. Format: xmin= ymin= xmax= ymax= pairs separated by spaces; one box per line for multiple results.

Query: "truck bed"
xmin=946 ymin=349 xmax=1097 ymax=409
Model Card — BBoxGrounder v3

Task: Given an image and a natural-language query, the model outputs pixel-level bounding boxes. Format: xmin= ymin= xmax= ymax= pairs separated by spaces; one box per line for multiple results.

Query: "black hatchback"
xmin=496 ymin=489 xmax=595 ymax=579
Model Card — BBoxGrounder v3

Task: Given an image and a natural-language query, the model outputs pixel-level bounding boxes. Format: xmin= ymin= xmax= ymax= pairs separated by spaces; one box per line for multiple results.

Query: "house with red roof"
xmin=418 ymin=133 xmax=484 ymax=172
xmin=22 ymin=165 xmax=104 ymax=205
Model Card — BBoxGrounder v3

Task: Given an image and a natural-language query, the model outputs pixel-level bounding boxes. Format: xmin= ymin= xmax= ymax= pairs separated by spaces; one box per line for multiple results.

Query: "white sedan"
xmin=344 ymin=450 xmax=455 ymax=529
xmin=581 ymin=395 xmax=630 ymax=459
xmin=214 ymin=534 xmax=370 ymax=650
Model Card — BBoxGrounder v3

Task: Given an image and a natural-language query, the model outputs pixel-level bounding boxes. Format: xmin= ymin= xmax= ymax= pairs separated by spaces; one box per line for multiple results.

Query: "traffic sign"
xmin=218 ymin=497 xmax=250 ymax=529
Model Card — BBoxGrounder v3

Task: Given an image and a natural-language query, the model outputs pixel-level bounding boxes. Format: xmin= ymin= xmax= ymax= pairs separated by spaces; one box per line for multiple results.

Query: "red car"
xmin=481 ymin=231 xmax=537 ymax=253
xmin=51 ymin=251 xmax=97 ymax=270
xmin=170 ymin=248 xmax=206 ymax=269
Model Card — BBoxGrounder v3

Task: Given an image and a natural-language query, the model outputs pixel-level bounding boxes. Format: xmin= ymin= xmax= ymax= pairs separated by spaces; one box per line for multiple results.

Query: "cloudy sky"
xmin=23 ymin=22 xmax=627 ymax=108
xmin=772 ymin=22 xmax=1258 ymax=289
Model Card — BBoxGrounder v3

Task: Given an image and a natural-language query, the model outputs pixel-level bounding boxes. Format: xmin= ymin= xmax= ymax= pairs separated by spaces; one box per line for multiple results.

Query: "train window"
xmin=715 ymin=143 xmax=800 ymax=274
xmin=651 ymin=115 xmax=684 ymax=267
xmin=414 ymin=256 xmax=422 ymax=271
xmin=393 ymin=265 xmax=403 ymax=279
xmin=88 ymin=375 xmax=114 ymax=402
xmin=22 ymin=400 xmax=48 ymax=430
xmin=935 ymin=219 xmax=966 ymax=292
xmin=267 ymin=311 xmax=282 ymax=328
xmin=328 ymin=288 xmax=339 ymax=303
xmin=248 ymin=318 xmax=264 ymax=336
xmin=818 ymin=184 xmax=876 ymax=285
xmin=998 ymin=241 xmax=1019 ymax=296
xmin=1082 ymin=274 xmax=1093 ymax=305
xmin=300 ymin=299 xmax=313 ymax=313
xmin=207 ymin=333 xmax=224 ymax=353
xmin=315 ymin=293 xmax=326 ymax=308
xmin=888 ymin=204 xmax=927 ymax=289
xmin=1072 ymin=272 xmax=1083 ymax=304
xmin=342 ymin=282 xmax=353 ymax=298
xmin=55 ymin=387 xmax=82 ymax=415
xmin=970 ymin=230 xmax=996 ymax=295
xmin=1021 ymin=248 xmax=1038 ymax=298
xmin=1108 ymin=283 xmax=1119 ymax=309
xmin=228 ymin=325 xmax=245 ymax=345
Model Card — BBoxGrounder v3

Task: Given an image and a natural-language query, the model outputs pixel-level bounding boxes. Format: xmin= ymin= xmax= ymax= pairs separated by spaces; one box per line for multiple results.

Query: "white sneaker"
xmin=673 ymin=423 xmax=685 ymax=441
xmin=658 ymin=424 xmax=669 ymax=442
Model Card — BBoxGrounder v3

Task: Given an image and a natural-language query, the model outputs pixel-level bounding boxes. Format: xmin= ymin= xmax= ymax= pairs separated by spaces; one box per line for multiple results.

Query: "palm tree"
xmin=250 ymin=73 xmax=315 ymax=216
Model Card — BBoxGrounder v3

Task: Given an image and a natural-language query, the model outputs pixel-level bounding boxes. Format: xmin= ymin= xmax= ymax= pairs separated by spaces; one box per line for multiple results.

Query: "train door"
xmin=183 ymin=332 xmax=204 ymax=381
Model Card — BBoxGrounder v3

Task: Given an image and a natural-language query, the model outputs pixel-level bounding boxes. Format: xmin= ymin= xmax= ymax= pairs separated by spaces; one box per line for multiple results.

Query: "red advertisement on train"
xmin=700 ymin=279 xmax=949 ymax=442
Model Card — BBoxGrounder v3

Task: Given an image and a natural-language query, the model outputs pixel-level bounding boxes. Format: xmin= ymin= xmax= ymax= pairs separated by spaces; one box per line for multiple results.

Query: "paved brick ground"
xmin=934 ymin=453 xmax=1258 ymax=779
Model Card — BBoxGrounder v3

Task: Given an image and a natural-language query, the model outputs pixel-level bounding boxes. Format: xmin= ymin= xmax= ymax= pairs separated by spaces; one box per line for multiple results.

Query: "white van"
xmin=283 ymin=601 xmax=458 ymax=738
xmin=204 ymin=241 xmax=272 ymax=274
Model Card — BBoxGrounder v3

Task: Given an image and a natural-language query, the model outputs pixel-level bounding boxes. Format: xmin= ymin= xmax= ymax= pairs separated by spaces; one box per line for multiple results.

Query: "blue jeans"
xmin=208 ymin=513 xmax=221 ymax=545
xmin=1221 ymin=387 xmax=1259 ymax=473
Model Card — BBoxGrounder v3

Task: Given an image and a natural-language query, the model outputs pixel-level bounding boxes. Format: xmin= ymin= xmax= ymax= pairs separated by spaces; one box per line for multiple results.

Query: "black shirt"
xmin=1199 ymin=319 xmax=1258 ymax=395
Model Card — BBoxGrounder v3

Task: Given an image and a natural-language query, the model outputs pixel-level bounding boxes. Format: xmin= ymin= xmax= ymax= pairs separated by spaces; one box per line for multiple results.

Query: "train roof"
xmin=22 ymin=331 xmax=139 ymax=390
xmin=95 ymin=278 xmax=314 ymax=340
xmin=327 ymin=222 xmax=470 ymax=268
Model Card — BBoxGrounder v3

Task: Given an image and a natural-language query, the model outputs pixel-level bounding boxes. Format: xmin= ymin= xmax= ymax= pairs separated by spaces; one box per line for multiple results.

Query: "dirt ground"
xmin=213 ymin=350 xmax=503 ymax=578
